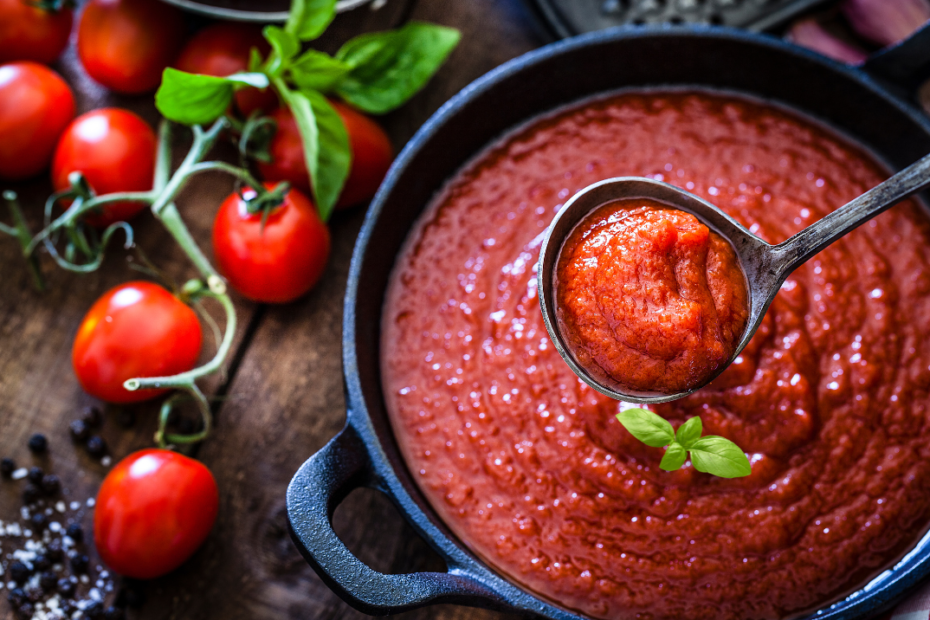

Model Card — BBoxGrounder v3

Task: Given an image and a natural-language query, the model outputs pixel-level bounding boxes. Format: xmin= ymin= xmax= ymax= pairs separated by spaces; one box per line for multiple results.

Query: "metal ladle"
xmin=537 ymin=153 xmax=930 ymax=404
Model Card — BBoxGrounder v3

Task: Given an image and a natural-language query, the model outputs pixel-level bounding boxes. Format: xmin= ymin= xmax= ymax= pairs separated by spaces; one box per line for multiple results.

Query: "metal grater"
xmin=528 ymin=0 xmax=833 ymax=38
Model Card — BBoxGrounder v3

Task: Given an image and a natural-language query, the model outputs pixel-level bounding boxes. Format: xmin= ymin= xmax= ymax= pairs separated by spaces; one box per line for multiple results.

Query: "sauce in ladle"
xmin=555 ymin=198 xmax=748 ymax=395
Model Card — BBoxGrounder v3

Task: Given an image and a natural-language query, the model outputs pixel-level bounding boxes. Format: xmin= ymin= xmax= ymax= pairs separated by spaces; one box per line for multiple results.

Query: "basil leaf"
xmin=689 ymin=436 xmax=752 ymax=478
xmin=290 ymin=50 xmax=352 ymax=92
xmin=275 ymin=82 xmax=350 ymax=220
xmin=335 ymin=22 xmax=461 ymax=114
xmin=285 ymin=0 xmax=336 ymax=41
xmin=659 ymin=442 xmax=687 ymax=471
xmin=616 ymin=408 xmax=674 ymax=448
xmin=156 ymin=69 xmax=269 ymax=125
xmin=675 ymin=416 xmax=702 ymax=450
xmin=302 ymin=90 xmax=350 ymax=220
xmin=264 ymin=26 xmax=300 ymax=77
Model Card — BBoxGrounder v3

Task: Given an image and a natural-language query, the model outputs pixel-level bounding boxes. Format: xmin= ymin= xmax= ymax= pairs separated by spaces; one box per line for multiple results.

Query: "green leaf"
xmin=659 ymin=442 xmax=687 ymax=471
xmin=616 ymin=408 xmax=675 ymax=448
xmin=689 ymin=436 xmax=752 ymax=479
xmin=155 ymin=69 xmax=270 ymax=125
xmin=285 ymin=0 xmax=336 ymax=41
xmin=263 ymin=26 xmax=300 ymax=76
xmin=275 ymin=82 xmax=350 ymax=221
xmin=289 ymin=50 xmax=352 ymax=92
xmin=675 ymin=416 xmax=702 ymax=450
xmin=335 ymin=22 xmax=461 ymax=114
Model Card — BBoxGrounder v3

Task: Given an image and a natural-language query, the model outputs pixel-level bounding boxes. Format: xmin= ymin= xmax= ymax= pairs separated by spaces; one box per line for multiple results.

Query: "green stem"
xmin=154 ymin=120 xmax=173 ymax=192
xmin=4 ymin=191 xmax=44 ymax=291
xmin=126 ymin=290 xmax=235 ymax=391
xmin=188 ymin=161 xmax=265 ymax=188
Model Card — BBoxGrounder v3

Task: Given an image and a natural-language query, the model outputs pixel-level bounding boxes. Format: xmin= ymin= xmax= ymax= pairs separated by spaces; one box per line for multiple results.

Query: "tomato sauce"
xmin=381 ymin=91 xmax=930 ymax=620
xmin=555 ymin=199 xmax=749 ymax=395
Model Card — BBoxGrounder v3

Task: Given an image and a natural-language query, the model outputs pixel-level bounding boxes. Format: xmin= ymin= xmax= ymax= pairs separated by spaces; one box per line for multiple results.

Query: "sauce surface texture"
xmin=381 ymin=91 xmax=930 ymax=620
xmin=556 ymin=199 xmax=749 ymax=395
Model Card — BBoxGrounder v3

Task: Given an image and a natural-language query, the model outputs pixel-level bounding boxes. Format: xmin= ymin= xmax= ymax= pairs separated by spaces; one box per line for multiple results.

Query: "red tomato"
xmin=95 ymin=449 xmax=219 ymax=580
xmin=0 ymin=62 xmax=74 ymax=180
xmin=175 ymin=22 xmax=276 ymax=117
xmin=212 ymin=185 xmax=330 ymax=303
xmin=77 ymin=0 xmax=185 ymax=94
xmin=72 ymin=281 xmax=202 ymax=404
xmin=257 ymin=102 xmax=394 ymax=209
xmin=0 ymin=0 xmax=73 ymax=65
xmin=52 ymin=108 xmax=156 ymax=227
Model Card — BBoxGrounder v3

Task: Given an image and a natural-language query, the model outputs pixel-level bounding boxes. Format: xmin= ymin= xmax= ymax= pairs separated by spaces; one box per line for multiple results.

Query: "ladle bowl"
xmin=538 ymin=152 xmax=930 ymax=404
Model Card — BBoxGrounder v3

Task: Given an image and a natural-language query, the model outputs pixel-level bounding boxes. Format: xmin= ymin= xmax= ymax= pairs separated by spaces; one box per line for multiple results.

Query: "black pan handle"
xmin=286 ymin=424 xmax=502 ymax=615
xmin=861 ymin=22 xmax=930 ymax=95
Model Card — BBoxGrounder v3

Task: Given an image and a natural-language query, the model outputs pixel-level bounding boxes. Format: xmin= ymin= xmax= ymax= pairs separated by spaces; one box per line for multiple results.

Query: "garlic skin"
xmin=786 ymin=18 xmax=869 ymax=65
xmin=842 ymin=0 xmax=930 ymax=47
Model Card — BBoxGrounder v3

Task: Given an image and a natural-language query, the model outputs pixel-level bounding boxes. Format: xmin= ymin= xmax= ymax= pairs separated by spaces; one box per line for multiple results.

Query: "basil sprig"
xmin=616 ymin=408 xmax=751 ymax=478
xmin=154 ymin=0 xmax=460 ymax=221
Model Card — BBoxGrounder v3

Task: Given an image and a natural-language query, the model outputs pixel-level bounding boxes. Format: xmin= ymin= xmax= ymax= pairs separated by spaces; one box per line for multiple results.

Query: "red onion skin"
xmin=842 ymin=0 xmax=930 ymax=47
xmin=787 ymin=18 xmax=869 ymax=65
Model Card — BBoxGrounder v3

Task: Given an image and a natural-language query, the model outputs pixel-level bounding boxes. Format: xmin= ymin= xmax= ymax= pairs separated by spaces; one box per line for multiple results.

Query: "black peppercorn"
xmin=30 ymin=512 xmax=47 ymax=532
xmin=41 ymin=473 xmax=61 ymax=495
xmin=27 ymin=433 xmax=47 ymax=453
xmin=82 ymin=406 xmax=104 ymax=427
xmin=84 ymin=600 xmax=104 ymax=619
xmin=46 ymin=538 xmax=63 ymax=562
xmin=7 ymin=587 xmax=26 ymax=608
xmin=27 ymin=466 xmax=44 ymax=484
xmin=22 ymin=483 xmax=40 ymax=504
xmin=69 ymin=419 xmax=89 ymax=442
xmin=70 ymin=553 xmax=89 ymax=573
xmin=0 ymin=457 xmax=15 ymax=477
xmin=85 ymin=435 xmax=107 ymax=457
xmin=103 ymin=606 xmax=125 ymax=620
xmin=66 ymin=522 xmax=84 ymax=542
xmin=59 ymin=600 xmax=76 ymax=616
xmin=15 ymin=602 xmax=34 ymax=620
xmin=57 ymin=578 xmax=75 ymax=597
xmin=39 ymin=570 xmax=57 ymax=591
xmin=24 ymin=585 xmax=42 ymax=602
xmin=10 ymin=560 xmax=31 ymax=584
xmin=32 ymin=553 xmax=50 ymax=571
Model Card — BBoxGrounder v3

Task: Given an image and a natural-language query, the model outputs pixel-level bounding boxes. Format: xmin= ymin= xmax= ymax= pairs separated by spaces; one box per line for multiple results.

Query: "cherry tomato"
xmin=0 ymin=62 xmax=74 ymax=180
xmin=212 ymin=185 xmax=330 ymax=303
xmin=257 ymin=102 xmax=394 ymax=209
xmin=72 ymin=281 xmax=202 ymax=404
xmin=77 ymin=0 xmax=185 ymax=94
xmin=0 ymin=0 xmax=73 ymax=65
xmin=52 ymin=108 xmax=156 ymax=227
xmin=95 ymin=449 xmax=219 ymax=580
xmin=175 ymin=22 xmax=276 ymax=117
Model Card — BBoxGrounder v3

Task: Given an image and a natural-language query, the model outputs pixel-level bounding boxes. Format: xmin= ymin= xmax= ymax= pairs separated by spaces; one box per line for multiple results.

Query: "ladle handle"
xmin=773 ymin=152 xmax=930 ymax=275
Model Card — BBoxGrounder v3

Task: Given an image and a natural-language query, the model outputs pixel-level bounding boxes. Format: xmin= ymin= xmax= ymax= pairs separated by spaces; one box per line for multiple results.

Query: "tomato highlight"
xmin=0 ymin=62 xmax=75 ymax=181
xmin=95 ymin=449 xmax=219 ymax=580
xmin=212 ymin=185 xmax=330 ymax=303
xmin=72 ymin=281 xmax=203 ymax=404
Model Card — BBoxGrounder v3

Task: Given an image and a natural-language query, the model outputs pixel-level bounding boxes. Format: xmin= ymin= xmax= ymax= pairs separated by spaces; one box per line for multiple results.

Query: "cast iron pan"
xmin=287 ymin=25 xmax=930 ymax=620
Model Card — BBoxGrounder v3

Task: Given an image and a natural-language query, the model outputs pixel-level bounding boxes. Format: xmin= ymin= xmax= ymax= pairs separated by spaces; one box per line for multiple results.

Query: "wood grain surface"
xmin=0 ymin=1 xmax=548 ymax=619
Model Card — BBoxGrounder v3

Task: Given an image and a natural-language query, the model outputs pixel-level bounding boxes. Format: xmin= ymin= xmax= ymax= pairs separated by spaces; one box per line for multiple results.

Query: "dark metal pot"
xmin=287 ymin=26 xmax=930 ymax=620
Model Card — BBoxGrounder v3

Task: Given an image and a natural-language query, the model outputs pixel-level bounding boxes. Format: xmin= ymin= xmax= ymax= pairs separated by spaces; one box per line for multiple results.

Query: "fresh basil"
xmin=617 ymin=409 xmax=749 ymax=478
xmin=616 ymin=408 xmax=675 ymax=448
xmin=263 ymin=26 xmax=300 ymax=77
xmin=274 ymin=82 xmax=350 ymax=221
xmin=156 ymin=69 xmax=270 ymax=126
xmin=675 ymin=416 xmax=702 ymax=449
xmin=335 ymin=22 xmax=461 ymax=114
xmin=689 ymin=437 xmax=752 ymax=479
xmin=659 ymin=442 xmax=687 ymax=471
xmin=290 ymin=50 xmax=352 ymax=92
xmin=285 ymin=0 xmax=336 ymax=41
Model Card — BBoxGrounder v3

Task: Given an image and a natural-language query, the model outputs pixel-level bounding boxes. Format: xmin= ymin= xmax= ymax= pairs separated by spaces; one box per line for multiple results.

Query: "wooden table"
xmin=0 ymin=1 xmax=546 ymax=618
